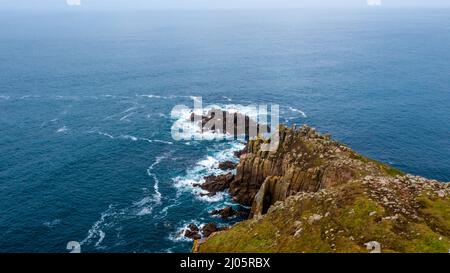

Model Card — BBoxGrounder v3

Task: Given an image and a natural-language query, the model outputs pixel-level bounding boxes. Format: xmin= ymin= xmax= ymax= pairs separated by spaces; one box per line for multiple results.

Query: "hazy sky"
xmin=1 ymin=0 xmax=450 ymax=10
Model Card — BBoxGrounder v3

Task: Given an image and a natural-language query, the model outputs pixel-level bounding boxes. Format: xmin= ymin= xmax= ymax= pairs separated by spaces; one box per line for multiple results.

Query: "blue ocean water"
xmin=0 ymin=9 xmax=449 ymax=253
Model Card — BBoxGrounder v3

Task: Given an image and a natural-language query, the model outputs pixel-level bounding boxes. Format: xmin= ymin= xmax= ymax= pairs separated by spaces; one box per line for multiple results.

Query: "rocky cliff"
xmin=194 ymin=125 xmax=450 ymax=253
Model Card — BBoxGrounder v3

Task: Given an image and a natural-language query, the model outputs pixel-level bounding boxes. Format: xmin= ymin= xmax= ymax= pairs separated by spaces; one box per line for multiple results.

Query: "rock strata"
xmin=218 ymin=161 xmax=238 ymax=171
xmin=194 ymin=124 xmax=450 ymax=253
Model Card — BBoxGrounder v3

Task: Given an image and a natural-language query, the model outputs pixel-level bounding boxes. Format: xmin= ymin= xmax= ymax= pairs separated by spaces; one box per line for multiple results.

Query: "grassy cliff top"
xmin=196 ymin=125 xmax=450 ymax=253
xmin=197 ymin=176 xmax=450 ymax=253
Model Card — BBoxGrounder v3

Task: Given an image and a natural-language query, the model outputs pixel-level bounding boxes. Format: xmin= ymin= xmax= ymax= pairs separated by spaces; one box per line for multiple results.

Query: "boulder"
xmin=211 ymin=206 xmax=247 ymax=219
xmin=200 ymin=173 xmax=234 ymax=195
xmin=184 ymin=224 xmax=201 ymax=240
xmin=201 ymin=223 xmax=219 ymax=238
xmin=218 ymin=161 xmax=237 ymax=171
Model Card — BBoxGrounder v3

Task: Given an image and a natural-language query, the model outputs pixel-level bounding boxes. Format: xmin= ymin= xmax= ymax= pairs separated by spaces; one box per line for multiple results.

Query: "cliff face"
xmin=196 ymin=125 xmax=450 ymax=253
xmin=229 ymin=125 xmax=401 ymax=218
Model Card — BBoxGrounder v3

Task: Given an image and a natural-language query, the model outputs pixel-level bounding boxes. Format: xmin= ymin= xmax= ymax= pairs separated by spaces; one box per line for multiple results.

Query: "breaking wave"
xmin=172 ymin=141 xmax=244 ymax=203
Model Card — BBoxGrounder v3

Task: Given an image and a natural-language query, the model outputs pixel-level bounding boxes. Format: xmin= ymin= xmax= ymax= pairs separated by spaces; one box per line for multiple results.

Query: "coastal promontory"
xmin=194 ymin=125 xmax=450 ymax=253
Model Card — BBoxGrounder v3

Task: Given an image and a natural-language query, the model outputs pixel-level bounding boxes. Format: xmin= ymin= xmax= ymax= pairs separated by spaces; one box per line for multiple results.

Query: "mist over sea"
xmin=0 ymin=9 xmax=449 ymax=252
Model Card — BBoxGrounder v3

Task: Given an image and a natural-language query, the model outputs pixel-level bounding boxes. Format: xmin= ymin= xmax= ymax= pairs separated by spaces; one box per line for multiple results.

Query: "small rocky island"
xmin=188 ymin=123 xmax=450 ymax=253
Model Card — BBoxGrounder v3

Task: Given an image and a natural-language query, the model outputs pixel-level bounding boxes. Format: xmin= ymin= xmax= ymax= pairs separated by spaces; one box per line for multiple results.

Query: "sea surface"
xmin=0 ymin=8 xmax=449 ymax=253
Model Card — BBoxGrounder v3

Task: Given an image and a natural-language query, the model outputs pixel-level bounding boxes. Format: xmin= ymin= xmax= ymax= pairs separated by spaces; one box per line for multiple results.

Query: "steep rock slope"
xmin=196 ymin=125 xmax=450 ymax=253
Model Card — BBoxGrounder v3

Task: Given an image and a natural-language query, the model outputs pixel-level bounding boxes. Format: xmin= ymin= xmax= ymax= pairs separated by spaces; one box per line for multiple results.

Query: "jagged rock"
xmin=188 ymin=224 xmax=199 ymax=232
xmin=228 ymin=125 xmax=392 ymax=215
xmin=211 ymin=207 xmax=235 ymax=219
xmin=234 ymin=145 xmax=248 ymax=158
xmin=198 ymin=173 xmax=234 ymax=195
xmin=190 ymin=109 xmax=270 ymax=140
xmin=218 ymin=161 xmax=237 ymax=171
xmin=184 ymin=224 xmax=201 ymax=240
xmin=201 ymin=223 xmax=219 ymax=238
xmin=194 ymin=124 xmax=450 ymax=253
xmin=211 ymin=206 xmax=247 ymax=219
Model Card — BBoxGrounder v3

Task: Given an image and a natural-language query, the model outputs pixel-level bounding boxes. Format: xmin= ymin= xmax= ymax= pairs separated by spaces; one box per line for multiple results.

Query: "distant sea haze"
xmin=0 ymin=9 xmax=449 ymax=252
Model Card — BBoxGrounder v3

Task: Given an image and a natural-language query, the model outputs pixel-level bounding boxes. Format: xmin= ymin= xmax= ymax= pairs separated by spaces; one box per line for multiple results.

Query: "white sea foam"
xmin=91 ymin=130 xmax=173 ymax=145
xmin=140 ymin=137 xmax=173 ymax=145
xmin=20 ymin=95 xmax=41 ymax=99
xmin=153 ymin=139 xmax=174 ymax=145
xmin=146 ymin=112 xmax=169 ymax=119
xmin=288 ymin=106 xmax=308 ymax=118
xmin=147 ymin=154 xmax=169 ymax=205
xmin=137 ymin=94 xmax=178 ymax=100
xmin=97 ymin=131 xmax=114 ymax=139
xmin=43 ymin=219 xmax=61 ymax=228
xmin=56 ymin=126 xmax=69 ymax=133
xmin=81 ymin=154 xmax=170 ymax=248
xmin=223 ymin=96 xmax=233 ymax=102
xmin=172 ymin=141 xmax=243 ymax=202
xmin=40 ymin=118 xmax=59 ymax=128
xmin=198 ymin=156 xmax=220 ymax=170
xmin=122 ymin=106 xmax=139 ymax=114
xmin=196 ymin=191 xmax=228 ymax=203
xmin=119 ymin=135 xmax=138 ymax=141
xmin=169 ymin=220 xmax=203 ymax=242
xmin=133 ymin=196 xmax=153 ymax=207
xmin=0 ymin=95 xmax=10 ymax=100
xmin=171 ymin=106 xmax=223 ymax=141
xmin=136 ymin=207 xmax=153 ymax=216
xmin=171 ymin=103 xmax=265 ymax=142
xmin=119 ymin=112 xmax=134 ymax=121
xmin=95 ymin=230 xmax=106 ymax=247
xmin=155 ymin=201 xmax=181 ymax=220
xmin=81 ymin=205 xmax=122 ymax=248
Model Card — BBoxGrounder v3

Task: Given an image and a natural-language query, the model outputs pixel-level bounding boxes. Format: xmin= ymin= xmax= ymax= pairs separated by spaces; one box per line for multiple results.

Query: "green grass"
xmin=198 ymin=183 xmax=450 ymax=253
xmin=350 ymin=152 xmax=405 ymax=177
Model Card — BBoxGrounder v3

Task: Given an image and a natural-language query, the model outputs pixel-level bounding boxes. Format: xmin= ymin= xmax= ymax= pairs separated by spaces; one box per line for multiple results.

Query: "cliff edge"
xmin=195 ymin=125 xmax=450 ymax=253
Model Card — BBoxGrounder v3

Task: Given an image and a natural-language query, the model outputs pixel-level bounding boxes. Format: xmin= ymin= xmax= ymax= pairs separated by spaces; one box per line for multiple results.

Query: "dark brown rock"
xmin=234 ymin=145 xmax=248 ymax=158
xmin=190 ymin=109 xmax=270 ymax=140
xmin=201 ymin=223 xmax=219 ymax=238
xmin=218 ymin=161 xmax=237 ymax=171
xmin=184 ymin=224 xmax=201 ymax=240
xmin=211 ymin=206 xmax=249 ymax=219
xmin=228 ymin=125 xmax=389 ymax=215
xmin=187 ymin=223 xmax=199 ymax=232
xmin=211 ymin=206 xmax=234 ymax=219
xmin=200 ymin=173 xmax=234 ymax=194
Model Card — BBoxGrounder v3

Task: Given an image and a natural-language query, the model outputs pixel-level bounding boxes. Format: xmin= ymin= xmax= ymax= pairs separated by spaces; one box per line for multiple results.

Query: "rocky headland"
xmin=189 ymin=124 xmax=450 ymax=253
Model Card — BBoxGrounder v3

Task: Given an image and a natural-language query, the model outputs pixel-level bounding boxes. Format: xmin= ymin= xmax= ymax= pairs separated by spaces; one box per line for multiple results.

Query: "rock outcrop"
xmin=184 ymin=224 xmax=201 ymax=240
xmin=211 ymin=206 xmax=248 ymax=219
xmin=228 ymin=125 xmax=401 ymax=217
xmin=218 ymin=161 xmax=238 ymax=171
xmin=190 ymin=109 xmax=270 ymax=140
xmin=194 ymin=125 xmax=450 ymax=253
xmin=196 ymin=173 xmax=235 ymax=196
